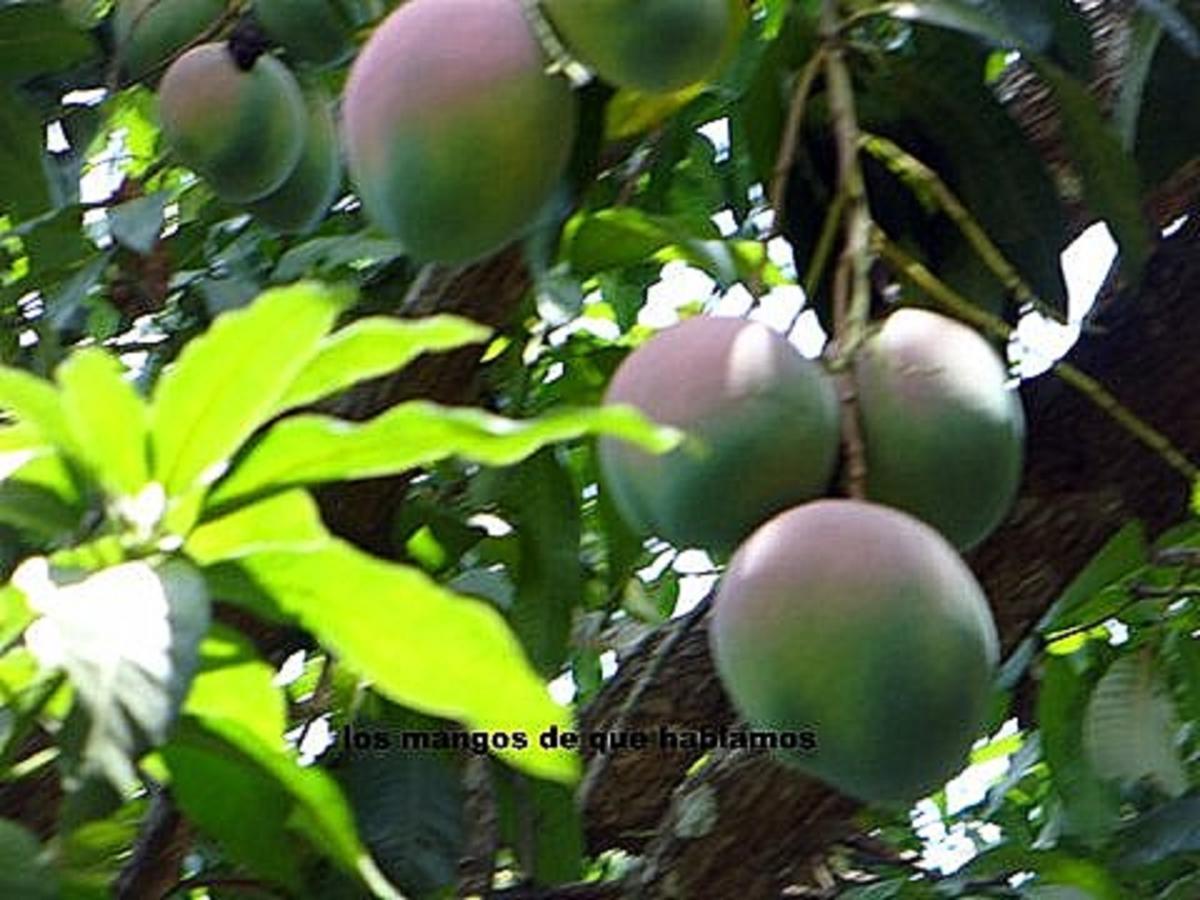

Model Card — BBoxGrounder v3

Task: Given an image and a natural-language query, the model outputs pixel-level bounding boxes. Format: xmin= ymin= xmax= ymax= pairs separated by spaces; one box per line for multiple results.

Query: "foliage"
xmin=0 ymin=0 xmax=1197 ymax=897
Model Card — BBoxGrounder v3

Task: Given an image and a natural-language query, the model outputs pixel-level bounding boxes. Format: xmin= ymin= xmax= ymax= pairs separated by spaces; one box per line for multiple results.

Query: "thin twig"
xmin=861 ymin=133 xmax=1064 ymax=323
xmin=1044 ymin=561 xmax=1196 ymax=645
xmin=769 ymin=48 xmax=827 ymax=236
xmin=820 ymin=0 xmax=873 ymax=499
xmin=873 ymin=229 xmax=1200 ymax=483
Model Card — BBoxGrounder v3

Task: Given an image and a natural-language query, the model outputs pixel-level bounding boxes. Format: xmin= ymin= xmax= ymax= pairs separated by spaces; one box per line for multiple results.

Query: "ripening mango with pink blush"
xmin=853 ymin=308 xmax=1026 ymax=550
xmin=597 ymin=316 xmax=841 ymax=555
xmin=157 ymin=43 xmax=306 ymax=202
xmin=710 ymin=499 xmax=999 ymax=805
xmin=342 ymin=0 xmax=578 ymax=263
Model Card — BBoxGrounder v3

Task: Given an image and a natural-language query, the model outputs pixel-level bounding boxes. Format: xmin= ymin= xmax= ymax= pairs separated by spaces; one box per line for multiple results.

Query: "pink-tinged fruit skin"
xmin=597 ymin=316 xmax=840 ymax=555
xmin=158 ymin=44 xmax=306 ymax=202
xmin=541 ymin=0 xmax=739 ymax=92
xmin=854 ymin=307 xmax=1026 ymax=550
xmin=711 ymin=499 xmax=999 ymax=806
xmin=342 ymin=0 xmax=578 ymax=264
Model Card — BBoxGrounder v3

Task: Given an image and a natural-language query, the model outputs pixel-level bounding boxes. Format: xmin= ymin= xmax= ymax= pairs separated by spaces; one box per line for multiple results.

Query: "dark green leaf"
xmin=1039 ymin=521 xmax=1147 ymax=636
xmin=163 ymin=716 xmax=390 ymax=895
xmin=1038 ymin=656 xmax=1121 ymax=839
xmin=0 ymin=819 xmax=57 ymax=900
xmin=0 ymin=4 xmax=94 ymax=83
xmin=0 ymin=87 xmax=50 ymax=218
xmin=858 ymin=29 xmax=1071 ymax=318
xmin=501 ymin=450 xmax=580 ymax=676
xmin=107 ymin=194 xmax=167 ymax=256
xmin=272 ymin=234 xmax=406 ymax=282
xmin=1114 ymin=10 xmax=1168 ymax=150
xmin=1134 ymin=0 xmax=1200 ymax=56
xmin=1118 ymin=792 xmax=1200 ymax=866
xmin=1035 ymin=62 xmax=1152 ymax=281
xmin=566 ymin=208 xmax=678 ymax=276
xmin=333 ymin=747 xmax=463 ymax=897
xmin=44 ymin=252 xmax=111 ymax=332
xmin=1083 ymin=654 xmax=1187 ymax=797
xmin=1134 ymin=21 xmax=1200 ymax=188
xmin=526 ymin=780 xmax=585 ymax=884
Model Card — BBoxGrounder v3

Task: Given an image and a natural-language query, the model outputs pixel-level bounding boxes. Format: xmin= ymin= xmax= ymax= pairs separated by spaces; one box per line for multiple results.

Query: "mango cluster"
xmin=126 ymin=0 xmax=740 ymax=252
xmin=599 ymin=310 xmax=1023 ymax=805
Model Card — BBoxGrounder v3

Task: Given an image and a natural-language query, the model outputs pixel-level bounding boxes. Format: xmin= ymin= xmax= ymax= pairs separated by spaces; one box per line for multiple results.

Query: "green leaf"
xmin=0 ymin=450 xmax=82 ymax=539
xmin=1159 ymin=873 xmax=1200 ymax=900
xmin=44 ymin=252 xmax=112 ymax=333
xmin=55 ymin=349 xmax=149 ymax=499
xmin=13 ymin=557 xmax=211 ymax=792
xmin=0 ymin=819 xmax=57 ymax=900
xmin=1119 ymin=793 xmax=1200 ymax=867
xmin=183 ymin=625 xmax=287 ymax=750
xmin=892 ymin=0 xmax=1088 ymax=69
xmin=1039 ymin=521 xmax=1148 ymax=636
xmin=1038 ymin=656 xmax=1121 ymax=839
xmin=186 ymin=489 xmax=330 ymax=564
xmin=0 ymin=585 xmax=34 ymax=649
xmin=0 ymin=366 xmax=74 ymax=453
xmin=501 ymin=450 xmax=580 ymax=676
xmin=859 ymin=32 xmax=1072 ymax=319
xmin=106 ymin=193 xmax=167 ymax=256
xmin=1114 ymin=10 xmax=1167 ymax=150
xmin=273 ymin=314 xmax=492 ymax=414
xmin=54 ymin=804 xmax=145 ymax=899
xmin=1034 ymin=62 xmax=1152 ymax=281
xmin=882 ymin=5 xmax=1149 ymax=281
xmin=149 ymin=282 xmax=351 ymax=499
xmin=0 ymin=87 xmax=51 ymax=218
xmin=163 ymin=718 xmax=407 ymax=899
xmin=210 ymin=401 xmax=681 ymax=510
xmin=1134 ymin=23 xmax=1200 ymax=188
xmin=526 ymin=780 xmax=585 ymax=884
xmin=217 ymin=718 xmax=403 ymax=900
xmin=205 ymin=539 xmax=579 ymax=783
xmin=333 ymin=748 xmax=464 ymax=896
xmin=21 ymin=206 xmax=87 ymax=278
xmin=0 ymin=4 xmax=95 ymax=84
xmin=565 ymin=208 xmax=678 ymax=276
xmin=1166 ymin=628 xmax=1200 ymax=725
xmin=0 ymin=480 xmax=78 ymax=540
xmin=1133 ymin=0 xmax=1200 ymax=57
xmin=1083 ymin=653 xmax=1188 ymax=797
xmin=272 ymin=234 xmax=406 ymax=282
xmin=885 ymin=0 xmax=1028 ymax=50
